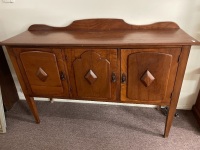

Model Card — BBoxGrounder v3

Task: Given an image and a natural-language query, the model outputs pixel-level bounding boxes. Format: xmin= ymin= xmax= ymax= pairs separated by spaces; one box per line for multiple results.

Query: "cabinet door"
xmin=13 ymin=48 xmax=69 ymax=97
xmin=65 ymin=49 xmax=118 ymax=101
xmin=121 ymin=48 xmax=181 ymax=105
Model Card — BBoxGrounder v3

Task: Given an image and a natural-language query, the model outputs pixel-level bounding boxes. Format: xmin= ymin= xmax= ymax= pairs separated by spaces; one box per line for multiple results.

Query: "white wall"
xmin=0 ymin=0 xmax=200 ymax=109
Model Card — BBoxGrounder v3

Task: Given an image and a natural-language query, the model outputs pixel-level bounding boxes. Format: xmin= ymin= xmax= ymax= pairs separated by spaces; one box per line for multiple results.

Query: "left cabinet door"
xmin=12 ymin=48 xmax=69 ymax=97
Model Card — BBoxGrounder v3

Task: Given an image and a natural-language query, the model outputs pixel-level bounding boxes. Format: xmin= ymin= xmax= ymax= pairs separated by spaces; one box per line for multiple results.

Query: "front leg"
xmin=25 ymin=95 xmax=40 ymax=123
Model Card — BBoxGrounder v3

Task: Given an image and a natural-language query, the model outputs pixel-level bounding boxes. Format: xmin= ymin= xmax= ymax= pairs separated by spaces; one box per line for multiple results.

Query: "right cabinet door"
xmin=121 ymin=48 xmax=181 ymax=105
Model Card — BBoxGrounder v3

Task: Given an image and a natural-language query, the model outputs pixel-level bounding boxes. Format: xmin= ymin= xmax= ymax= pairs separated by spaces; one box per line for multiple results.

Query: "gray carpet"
xmin=0 ymin=100 xmax=200 ymax=150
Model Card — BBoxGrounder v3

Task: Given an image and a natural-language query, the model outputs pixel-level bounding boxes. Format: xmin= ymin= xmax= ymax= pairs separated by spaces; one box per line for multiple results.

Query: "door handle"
xmin=121 ymin=73 xmax=126 ymax=83
xmin=111 ymin=72 xmax=116 ymax=83
xmin=60 ymin=71 xmax=65 ymax=80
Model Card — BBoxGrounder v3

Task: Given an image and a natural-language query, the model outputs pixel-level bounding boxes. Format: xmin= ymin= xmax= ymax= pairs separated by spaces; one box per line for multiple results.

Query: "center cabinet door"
xmin=65 ymin=49 xmax=118 ymax=101
xmin=13 ymin=48 xmax=69 ymax=97
xmin=121 ymin=48 xmax=181 ymax=105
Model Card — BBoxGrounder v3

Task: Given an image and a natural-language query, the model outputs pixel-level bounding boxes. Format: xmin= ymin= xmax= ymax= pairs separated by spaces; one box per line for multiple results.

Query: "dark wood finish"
xmin=127 ymin=52 xmax=172 ymax=101
xmin=1 ymin=19 xmax=199 ymax=137
xmin=85 ymin=70 xmax=98 ymax=85
xmin=28 ymin=19 xmax=180 ymax=31
xmin=12 ymin=48 xmax=70 ymax=97
xmin=67 ymin=49 xmax=118 ymax=100
xmin=2 ymin=19 xmax=199 ymax=46
xmin=164 ymin=46 xmax=191 ymax=137
xmin=2 ymin=30 xmax=199 ymax=47
xmin=6 ymin=46 xmax=40 ymax=122
xmin=25 ymin=95 xmax=40 ymax=123
xmin=121 ymin=48 xmax=181 ymax=105
xmin=36 ymin=67 xmax=48 ymax=82
xmin=0 ymin=46 xmax=19 ymax=110
xmin=19 ymin=51 xmax=64 ymax=95
xmin=192 ymin=90 xmax=200 ymax=126
xmin=140 ymin=70 xmax=155 ymax=87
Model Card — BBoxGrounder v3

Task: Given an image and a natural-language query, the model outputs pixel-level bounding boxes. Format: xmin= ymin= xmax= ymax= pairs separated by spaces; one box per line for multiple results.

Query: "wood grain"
xmin=164 ymin=46 xmax=191 ymax=137
xmin=72 ymin=50 xmax=117 ymax=100
xmin=121 ymin=48 xmax=181 ymax=105
xmin=2 ymin=19 xmax=199 ymax=137
xmin=25 ymin=96 xmax=40 ymax=123
xmin=28 ymin=19 xmax=180 ymax=31
xmin=1 ymin=19 xmax=199 ymax=46
xmin=6 ymin=46 xmax=40 ymax=123
xmin=2 ymin=30 xmax=199 ymax=46
xmin=140 ymin=70 xmax=155 ymax=87
xmin=13 ymin=48 xmax=70 ymax=97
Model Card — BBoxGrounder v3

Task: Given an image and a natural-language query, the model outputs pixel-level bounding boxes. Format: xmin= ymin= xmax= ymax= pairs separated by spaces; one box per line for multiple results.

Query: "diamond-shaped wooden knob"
xmin=85 ymin=70 xmax=97 ymax=84
xmin=141 ymin=70 xmax=155 ymax=87
xmin=36 ymin=67 xmax=48 ymax=82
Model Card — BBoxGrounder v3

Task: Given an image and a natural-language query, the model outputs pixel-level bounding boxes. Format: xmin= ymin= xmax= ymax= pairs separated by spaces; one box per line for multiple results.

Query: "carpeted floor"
xmin=0 ymin=100 xmax=200 ymax=150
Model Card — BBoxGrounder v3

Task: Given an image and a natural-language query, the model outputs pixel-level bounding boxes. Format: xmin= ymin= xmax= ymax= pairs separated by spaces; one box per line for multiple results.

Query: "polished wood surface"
xmin=28 ymin=19 xmax=180 ymax=31
xmin=1 ymin=19 xmax=199 ymax=46
xmin=2 ymin=30 xmax=199 ymax=46
xmin=73 ymin=50 xmax=114 ymax=99
xmin=127 ymin=51 xmax=172 ymax=101
xmin=25 ymin=96 xmax=40 ymax=124
xmin=140 ymin=70 xmax=156 ymax=87
xmin=12 ymin=48 xmax=70 ymax=97
xmin=65 ymin=48 xmax=118 ymax=101
xmin=164 ymin=46 xmax=191 ymax=137
xmin=121 ymin=48 xmax=181 ymax=105
xmin=1 ymin=19 xmax=199 ymax=137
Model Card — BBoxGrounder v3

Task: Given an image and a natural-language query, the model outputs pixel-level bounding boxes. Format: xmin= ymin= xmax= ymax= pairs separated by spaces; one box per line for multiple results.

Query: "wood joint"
xmin=170 ymin=92 xmax=173 ymax=99
xmin=65 ymin=55 xmax=68 ymax=61
xmin=177 ymin=54 xmax=181 ymax=63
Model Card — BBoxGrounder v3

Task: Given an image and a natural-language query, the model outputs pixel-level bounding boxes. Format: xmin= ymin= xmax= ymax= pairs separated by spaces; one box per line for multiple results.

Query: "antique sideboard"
xmin=1 ymin=19 xmax=199 ymax=137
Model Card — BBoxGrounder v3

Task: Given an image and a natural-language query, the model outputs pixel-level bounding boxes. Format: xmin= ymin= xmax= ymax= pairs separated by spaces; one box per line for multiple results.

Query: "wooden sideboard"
xmin=193 ymin=90 xmax=200 ymax=126
xmin=1 ymin=19 xmax=199 ymax=137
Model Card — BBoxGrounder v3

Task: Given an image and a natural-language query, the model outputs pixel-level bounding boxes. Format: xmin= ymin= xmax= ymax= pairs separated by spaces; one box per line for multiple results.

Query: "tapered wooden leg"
xmin=164 ymin=104 xmax=177 ymax=138
xmin=25 ymin=95 xmax=40 ymax=123
xmin=164 ymin=46 xmax=191 ymax=138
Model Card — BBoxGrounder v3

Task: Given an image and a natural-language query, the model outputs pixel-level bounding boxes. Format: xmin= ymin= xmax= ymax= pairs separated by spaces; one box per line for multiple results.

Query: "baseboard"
xmin=18 ymin=93 xmax=157 ymax=108
xmin=192 ymin=105 xmax=200 ymax=126
xmin=18 ymin=92 xmax=191 ymax=110
xmin=176 ymin=105 xmax=192 ymax=110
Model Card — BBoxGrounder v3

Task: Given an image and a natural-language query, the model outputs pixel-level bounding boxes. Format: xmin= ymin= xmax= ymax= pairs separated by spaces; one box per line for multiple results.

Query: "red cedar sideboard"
xmin=1 ymin=19 xmax=200 ymax=137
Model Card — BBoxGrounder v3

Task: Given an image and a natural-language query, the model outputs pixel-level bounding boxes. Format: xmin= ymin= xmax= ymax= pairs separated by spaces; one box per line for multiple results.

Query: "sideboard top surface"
xmin=1 ymin=19 xmax=200 ymax=46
